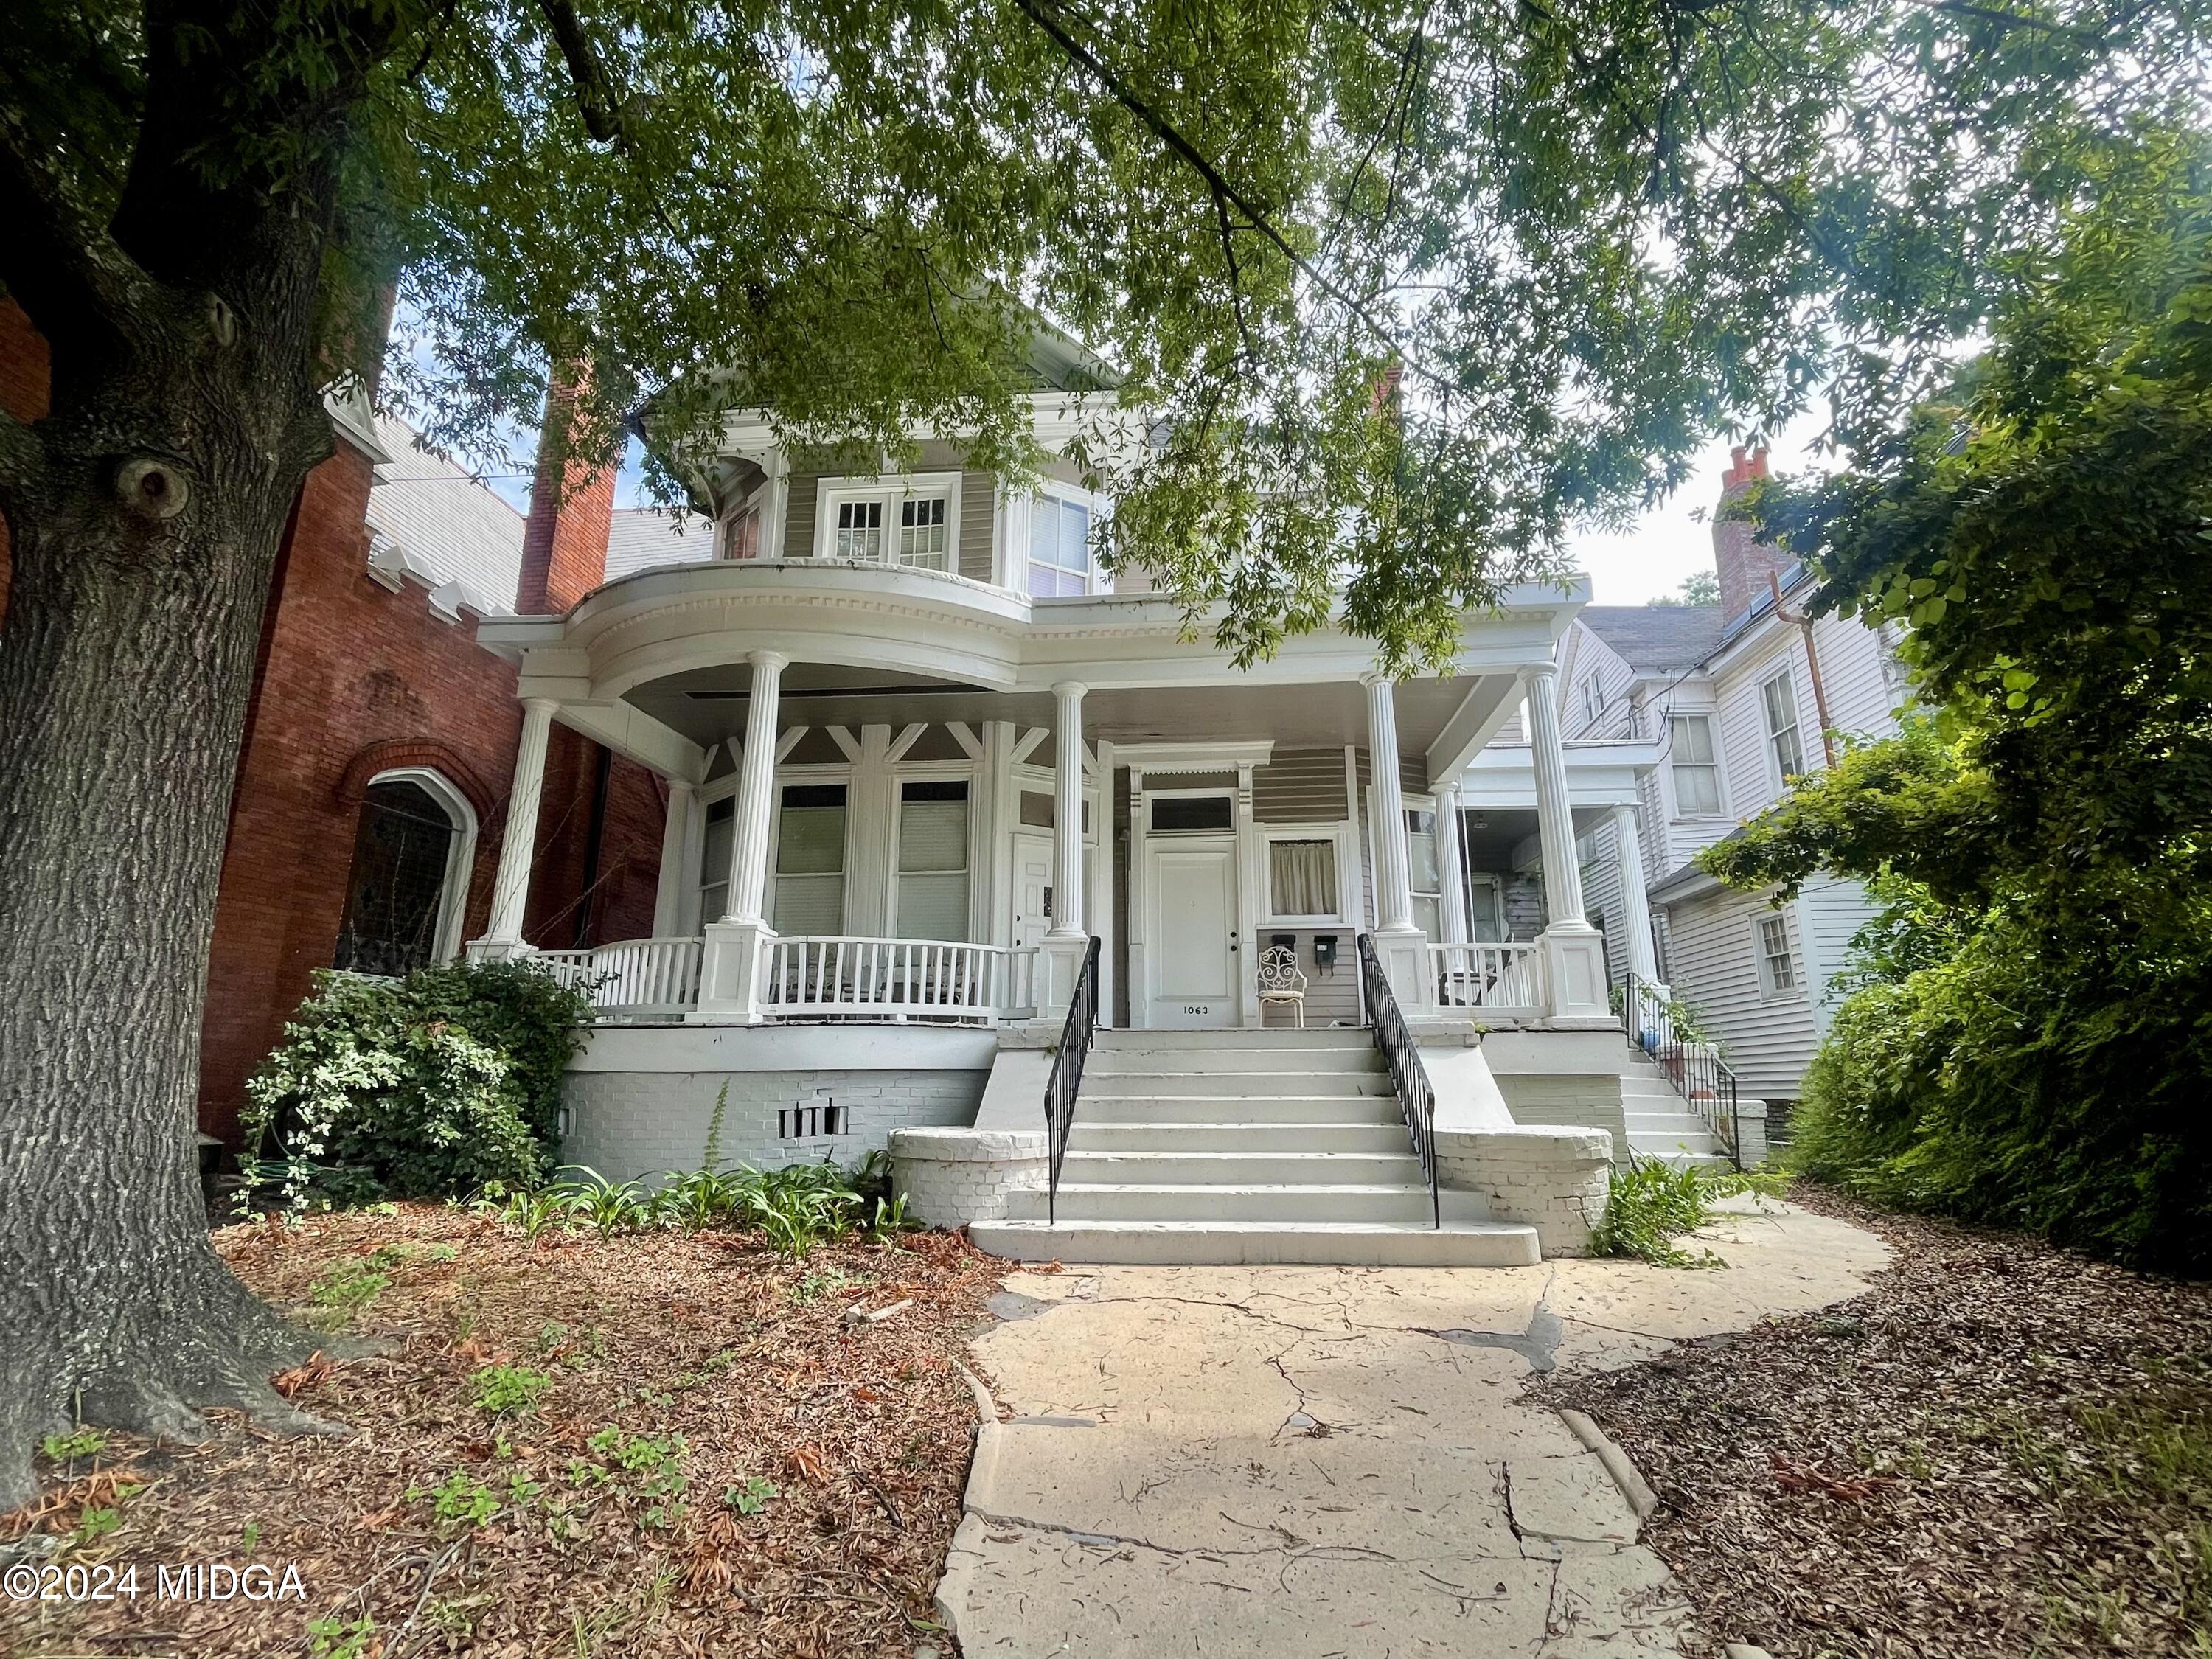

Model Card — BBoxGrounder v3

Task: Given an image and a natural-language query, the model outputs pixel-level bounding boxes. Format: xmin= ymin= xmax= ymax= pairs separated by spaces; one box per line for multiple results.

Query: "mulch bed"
xmin=2 ymin=1206 xmax=1002 ymax=1658
xmin=1537 ymin=1184 xmax=2212 ymax=1658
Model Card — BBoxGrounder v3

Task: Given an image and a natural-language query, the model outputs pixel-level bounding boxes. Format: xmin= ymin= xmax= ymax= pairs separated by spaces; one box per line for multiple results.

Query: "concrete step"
xmin=1619 ymin=1075 xmax=1684 ymax=1100
xmin=1079 ymin=1094 xmax=1405 ymax=1126
xmin=1624 ymin=1110 xmax=1715 ymax=1137
xmin=1065 ymin=1121 xmax=1411 ymax=1155
xmin=1632 ymin=1147 xmax=1737 ymax=1172
xmin=969 ymin=1218 xmax=1542 ymax=1267
xmin=1003 ymin=1182 xmax=1438 ymax=1225
xmin=1093 ymin=1028 xmax=1374 ymax=1051
xmin=1077 ymin=1069 xmax=1394 ymax=1099
xmin=1057 ymin=1150 xmax=1424 ymax=1186
xmin=1086 ymin=1048 xmax=1386 ymax=1076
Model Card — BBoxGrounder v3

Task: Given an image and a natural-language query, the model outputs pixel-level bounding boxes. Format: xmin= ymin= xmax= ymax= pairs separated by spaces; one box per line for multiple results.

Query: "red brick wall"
xmin=0 ymin=303 xmax=669 ymax=1147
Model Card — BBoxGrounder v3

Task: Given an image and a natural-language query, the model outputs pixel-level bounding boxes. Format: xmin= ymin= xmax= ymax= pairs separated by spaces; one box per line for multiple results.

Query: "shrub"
xmin=243 ymin=961 xmax=594 ymax=1208
xmin=1591 ymin=1160 xmax=1776 ymax=1267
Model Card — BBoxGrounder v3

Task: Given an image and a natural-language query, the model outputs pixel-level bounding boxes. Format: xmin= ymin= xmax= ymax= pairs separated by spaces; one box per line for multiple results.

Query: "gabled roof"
xmin=604 ymin=507 xmax=714 ymax=582
xmin=364 ymin=415 xmax=526 ymax=616
xmin=1576 ymin=605 xmax=1726 ymax=672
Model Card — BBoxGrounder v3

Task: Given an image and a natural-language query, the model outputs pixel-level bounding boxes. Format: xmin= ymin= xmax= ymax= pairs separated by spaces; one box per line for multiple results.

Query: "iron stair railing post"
xmin=1357 ymin=933 xmax=1441 ymax=1230
xmin=1042 ymin=937 xmax=1102 ymax=1225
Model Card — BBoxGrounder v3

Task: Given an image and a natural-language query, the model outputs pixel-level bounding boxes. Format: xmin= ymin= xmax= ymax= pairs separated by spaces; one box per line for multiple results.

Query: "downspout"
xmin=1768 ymin=571 xmax=1837 ymax=768
xmin=572 ymin=746 xmax=613 ymax=947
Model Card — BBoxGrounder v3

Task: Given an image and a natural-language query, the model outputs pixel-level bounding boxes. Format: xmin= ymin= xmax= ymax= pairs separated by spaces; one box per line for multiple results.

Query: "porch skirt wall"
xmin=558 ymin=1066 xmax=989 ymax=1183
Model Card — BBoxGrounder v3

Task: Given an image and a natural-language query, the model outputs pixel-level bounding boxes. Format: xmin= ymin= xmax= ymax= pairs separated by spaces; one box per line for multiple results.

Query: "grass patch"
xmin=1590 ymin=1159 xmax=1780 ymax=1267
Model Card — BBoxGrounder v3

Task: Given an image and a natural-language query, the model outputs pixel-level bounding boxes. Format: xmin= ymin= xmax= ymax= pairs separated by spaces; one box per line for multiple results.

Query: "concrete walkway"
xmin=938 ymin=1197 xmax=1890 ymax=1657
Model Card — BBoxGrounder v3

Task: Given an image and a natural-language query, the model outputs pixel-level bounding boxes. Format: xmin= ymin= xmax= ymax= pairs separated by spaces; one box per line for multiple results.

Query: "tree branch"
xmin=533 ymin=0 xmax=629 ymax=145
xmin=0 ymin=102 xmax=159 ymax=352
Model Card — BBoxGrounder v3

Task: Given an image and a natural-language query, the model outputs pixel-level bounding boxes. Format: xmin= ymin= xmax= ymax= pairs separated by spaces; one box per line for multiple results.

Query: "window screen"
xmin=897 ymin=779 xmax=970 ymax=940
xmin=773 ymin=784 xmax=847 ymax=933
xmin=334 ymin=780 xmax=456 ymax=978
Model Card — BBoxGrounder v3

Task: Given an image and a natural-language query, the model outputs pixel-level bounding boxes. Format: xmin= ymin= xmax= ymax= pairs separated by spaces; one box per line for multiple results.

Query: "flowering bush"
xmin=242 ymin=961 xmax=594 ymax=1208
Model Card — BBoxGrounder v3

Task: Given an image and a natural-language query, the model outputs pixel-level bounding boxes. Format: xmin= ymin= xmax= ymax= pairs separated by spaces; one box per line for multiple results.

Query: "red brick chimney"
xmin=517 ymin=369 xmax=616 ymax=614
xmin=1713 ymin=445 xmax=1792 ymax=620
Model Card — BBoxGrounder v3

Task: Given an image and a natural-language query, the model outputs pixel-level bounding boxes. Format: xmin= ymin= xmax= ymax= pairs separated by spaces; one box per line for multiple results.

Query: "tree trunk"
xmin=0 ymin=332 xmax=350 ymax=1512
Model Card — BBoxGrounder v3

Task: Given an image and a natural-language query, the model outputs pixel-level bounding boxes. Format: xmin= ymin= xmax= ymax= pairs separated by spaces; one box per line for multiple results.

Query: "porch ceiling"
xmin=625 ymin=664 xmax=1495 ymax=758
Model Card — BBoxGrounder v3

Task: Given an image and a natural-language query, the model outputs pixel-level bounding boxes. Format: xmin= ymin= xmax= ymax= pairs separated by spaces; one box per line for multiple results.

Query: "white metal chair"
xmin=1257 ymin=945 xmax=1308 ymax=1027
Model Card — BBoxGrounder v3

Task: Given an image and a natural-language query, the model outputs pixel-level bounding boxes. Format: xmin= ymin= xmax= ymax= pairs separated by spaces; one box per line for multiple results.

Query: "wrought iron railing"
xmin=1043 ymin=937 xmax=1102 ymax=1224
xmin=1357 ymin=933 xmax=1441 ymax=1229
xmin=1621 ymin=972 xmax=1742 ymax=1168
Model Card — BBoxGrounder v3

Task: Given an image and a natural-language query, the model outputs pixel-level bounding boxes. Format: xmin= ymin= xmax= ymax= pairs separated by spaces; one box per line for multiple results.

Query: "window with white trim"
xmin=898 ymin=496 xmax=950 ymax=568
xmin=1406 ymin=807 xmax=1442 ymax=940
xmin=833 ymin=498 xmax=886 ymax=562
xmin=1264 ymin=834 xmax=1340 ymax=923
xmin=1756 ymin=912 xmax=1801 ymax=1000
xmin=816 ymin=475 xmax=960 ymax=571
xmin=1028 ymin=489 xmax=1095 ymax=597
xmin=772 ymin=784 xmax=848 ymax=933
xmin=698 ymin=795 xmax=735 ymax=922
xmin=721 ymin=501 xmax=762 ymax=560
xmin=333 ymin=775 xmax=473 ymax=976
xmin=896 ymin=779 xmax=970 ymax=941
xmin=1761 ymin=672 xmax=1806 ymax=782
xmin=1669 ymin=714 xmax=1723 ymax=816
xmin=1581 ymin=676 xmax=1604 ymax=726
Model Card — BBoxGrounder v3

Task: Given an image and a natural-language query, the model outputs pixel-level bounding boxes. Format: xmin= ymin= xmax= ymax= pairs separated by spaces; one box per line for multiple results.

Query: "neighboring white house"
xmin=457 ymin=333 xmax=1720 ymax=1262
xmin=1534 ymin=448 xmax=1911 ymax=1108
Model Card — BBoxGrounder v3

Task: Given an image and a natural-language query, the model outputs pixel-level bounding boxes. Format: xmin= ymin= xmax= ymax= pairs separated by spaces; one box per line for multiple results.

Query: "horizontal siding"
xmin=1662 ymin=884 xmax=1821 ymax=1101
xmin=1565 ymin=632 xmax=1639 ymax=741
xmin=1257 ymin=932 xmax=1363 ymax=1027
xmin=1715 ymin=629 xmax=1807 ymax=818
xmin=959 ymin=470 xmax=996 ymax=582
xmin=1800 ymin=874 xmax=1883 ymax=1026
xmin=1809 ymin=611 xmax=1907 ymax=741
xmin=781 ymin=469 xmax=820 ymax=558
xmin=1254 ymin=748 xmax=1351 ymax=823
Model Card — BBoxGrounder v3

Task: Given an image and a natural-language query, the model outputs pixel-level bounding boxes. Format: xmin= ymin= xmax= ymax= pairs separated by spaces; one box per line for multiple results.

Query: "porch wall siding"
xmin=1257 ymin=932 xmax=1363 ymax=1026
xmin=560 ymin=1065 xmax=987 ymax=1183
xmin=1253 ymin=748 xmax=1350 ymax=822
xmin=1660 ymin=883 xmax=1821 ymax=1101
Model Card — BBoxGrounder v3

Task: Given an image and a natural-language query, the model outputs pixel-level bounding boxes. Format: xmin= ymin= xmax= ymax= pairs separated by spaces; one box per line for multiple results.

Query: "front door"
xmin=1012 ymin=832 xmax=1054 ymax=949
xmin=1147 ymin=838 xmax=1237 ymax=1027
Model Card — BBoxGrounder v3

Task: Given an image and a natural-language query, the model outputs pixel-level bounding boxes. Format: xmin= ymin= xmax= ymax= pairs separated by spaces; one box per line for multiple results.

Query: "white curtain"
xmin=1270 ymin=839 xmax=1336 ymax=917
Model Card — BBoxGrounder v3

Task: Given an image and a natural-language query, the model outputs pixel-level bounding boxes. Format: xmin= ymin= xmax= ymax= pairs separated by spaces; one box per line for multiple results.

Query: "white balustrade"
xmin=761 ymin=936 xmax=1040 ymax=1023
xmin=533 ymin=936 xmax=706 ymax=1019
xmin=1428 ymin=941 xmax=1545 ymax=1015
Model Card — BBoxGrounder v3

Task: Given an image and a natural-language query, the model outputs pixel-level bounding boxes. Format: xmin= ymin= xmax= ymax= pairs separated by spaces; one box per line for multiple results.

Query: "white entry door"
xmin=1146 ymin=838 xmax=1237 ymax=1028
xmin=1012 ymin=832 xmax=1054 ymax=949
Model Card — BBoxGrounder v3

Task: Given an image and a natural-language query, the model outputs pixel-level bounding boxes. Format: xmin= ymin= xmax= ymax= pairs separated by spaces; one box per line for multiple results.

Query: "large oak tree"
xmin=0 ymin=0 xmax=2200 ymax=1506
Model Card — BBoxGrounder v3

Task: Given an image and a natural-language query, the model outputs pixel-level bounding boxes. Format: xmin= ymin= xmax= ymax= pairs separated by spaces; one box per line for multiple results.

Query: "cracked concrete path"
xmin=939 ymin=1197 xmax=1888 ymax=1656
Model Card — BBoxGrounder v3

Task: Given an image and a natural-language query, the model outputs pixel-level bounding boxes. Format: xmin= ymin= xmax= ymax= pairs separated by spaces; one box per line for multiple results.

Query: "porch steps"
xmin=968 ymin=1029 xmax=1542 ymax=1267
xmin=1622 ymin=1060 xmax=1734 ymax=1171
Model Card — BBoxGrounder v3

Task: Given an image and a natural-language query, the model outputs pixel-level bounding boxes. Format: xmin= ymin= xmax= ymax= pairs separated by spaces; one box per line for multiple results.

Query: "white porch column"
xmin=1363 ymin=672 xmax=1430 ymax=1011
xmin=475 ymin=696 xmax=556 ymax=956
xmin=1038 ymin=681 xmax=1091 ymax=1015
xmin=1436 ymin=780 xmax=1471 ymax=946
xmin=651 ymin=779 xmax=695 ymax=936
xmin=1610 ymin=803 xmax=1663 ymax=991
xmin=693 ymin=650 xmax=786 ymax=1022
xmin=1525 ymin=662 xmax=1609 ymax=1022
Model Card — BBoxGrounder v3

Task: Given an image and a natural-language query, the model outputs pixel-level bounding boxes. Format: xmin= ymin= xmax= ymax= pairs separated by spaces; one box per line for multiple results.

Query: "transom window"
xmin=1669 ymin=714 xmax=1723 ymax=816
xmin=1756 ymin=913 xmax=1801 ymax=1000
xmin=1762 ymin=672 xmax=1806 ymax=782
xmin=1029 ymin=490 xmax=1094 ymax=597
xmin=1150 ymin=794 xmax=1232 ymax=833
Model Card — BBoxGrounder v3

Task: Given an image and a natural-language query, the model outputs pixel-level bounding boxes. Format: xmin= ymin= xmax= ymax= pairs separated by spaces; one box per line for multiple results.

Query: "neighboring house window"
xmin=1029 ymin=489 xmax=1095 ymax=597
xmin=1756 ymin=912 xmax=1801 ymax=999
xmin=817 ymin=474 xmax=960 ymax=569
xmin=772 ymin=784 xmax=848 ymax=933
xmin=1581 ymin=677 xmax=1604 ymax=726
xmin=333 ymin=773 xmax=474 ymax=976
xmin=1406 ymin=807 xmax=1441 ymax=939
xmin=699 ymin=796 xmax=735 ymax=921
xmin=1762 ymin=671 xmax=1807 ymax=782
xmin=1266 ymin=835 xmax=1340 ymax=922
xmin=897 ymin=780 xmax=970 ymax=940
xmin=1669 ymin=714 xmax=1723 ymax=816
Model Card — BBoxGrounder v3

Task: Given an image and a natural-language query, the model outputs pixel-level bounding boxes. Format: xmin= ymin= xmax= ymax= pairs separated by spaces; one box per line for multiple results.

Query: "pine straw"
xmin=1535 ymin=1184 xmax=2212 ymax=1658
xmin=3 ymin=1206 xmax=1002 ymax=1658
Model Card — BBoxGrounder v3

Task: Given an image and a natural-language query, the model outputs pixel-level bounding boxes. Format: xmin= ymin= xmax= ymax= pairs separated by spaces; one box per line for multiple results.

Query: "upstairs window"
xmin=722 ymin=501 xmax=762 ymax=560
xmin=1761 ymin=672 xmax=1806 ymax=782
xmin=1669 ymin=714 xmax=1723 ymax=816
xmin=817 ymin=475 xmax=960 ymax=569
xmin=1029 ymin=491 xmax=1093 ymax=597
xmin=834 ymin=499 xmax=885 ymax=562
xmin=899 ymin=497 xmax=951 ymax=570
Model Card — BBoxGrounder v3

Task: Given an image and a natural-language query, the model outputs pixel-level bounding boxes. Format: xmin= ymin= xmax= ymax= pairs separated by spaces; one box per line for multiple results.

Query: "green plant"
xmin=72 ymin=1505 xmax=123 ymax=1545
xmin=409 ymin=1470 xmax=502 ymax=1530
xmin=1591 ymin=1161 xmax=1774 ymax=1268
xmin=307 ymin=1261 xmax=391 ymax=1322
xmin=731 ymin=1161 xmax=867 ymax=1261
xmin=41 ymin=1429 xmax=107 ymax=1463
xmin=243 ymin=961 xmax=595 ymax=1209
xmin=722 ymin=1476 xmax=778 ymax=1515
xmin=476 ymin=1180 xmax=584 ymax=1241
xmin=559 ymin=1169 xmax=650 ymax=1238
xmin=471 ymin=1363 xmax=554 ymax=1416
xmin=307 ymin=1614 xmax=378 ymax=1659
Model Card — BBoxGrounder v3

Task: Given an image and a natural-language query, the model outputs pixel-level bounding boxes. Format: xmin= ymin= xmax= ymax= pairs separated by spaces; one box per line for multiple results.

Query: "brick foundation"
xmin=1436 ymin=1125 xmax=1613 ymax=1256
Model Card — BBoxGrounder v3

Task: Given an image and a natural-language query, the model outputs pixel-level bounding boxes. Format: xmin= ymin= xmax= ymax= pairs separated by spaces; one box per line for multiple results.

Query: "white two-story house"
xmin=1543 ymin=448 xmax=1910 ymax=1115
xmin=459 ymin=331 xmax=1703 ymax=1262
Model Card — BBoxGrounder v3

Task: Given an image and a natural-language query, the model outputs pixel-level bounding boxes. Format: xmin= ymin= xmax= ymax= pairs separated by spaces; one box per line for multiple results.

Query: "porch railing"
xmin=1429 ymin=940 xmax=1544 ymax=1015
xmin=535 ymin=936 xmax=704 ymax=1018
xmin=1044 ymin=937 xmax=1102 ymax=1224
xmin=1621 ymin=972 xmax=1742 ymax=1167
xmin=1358 ymin=933 xmax=1441 ymax=1229
xmin=761 ymin=936 xmax=1040 ymax=1023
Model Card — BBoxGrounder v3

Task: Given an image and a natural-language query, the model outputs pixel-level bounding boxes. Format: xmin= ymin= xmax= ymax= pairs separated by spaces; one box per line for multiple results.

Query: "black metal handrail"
xmin=1043 ymin=936 xmax=1102 ymax=1223
xmin=1621 ymin=971 xmax=1742 ymax=1169
xmin=1357 ymin=933 xmax=1441 ymax=1229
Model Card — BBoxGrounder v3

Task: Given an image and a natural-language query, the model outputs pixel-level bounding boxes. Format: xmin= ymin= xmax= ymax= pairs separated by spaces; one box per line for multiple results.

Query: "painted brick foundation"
xmin=1436 ymin=1126 xmax=1613 ymax=1256
xmin=888 ymin=1128 xmax=1049 ymax=1227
